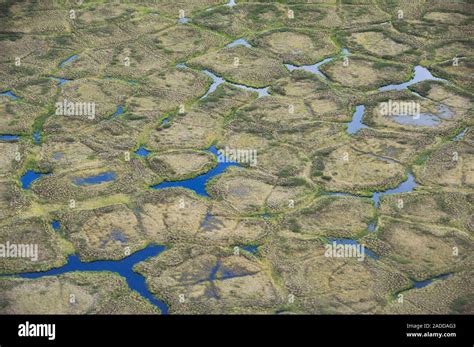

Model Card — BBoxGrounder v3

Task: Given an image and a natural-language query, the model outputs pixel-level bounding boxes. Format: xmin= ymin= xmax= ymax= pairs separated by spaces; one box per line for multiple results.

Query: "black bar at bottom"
xmin=0 ymin=314 xmax=472 ymax=346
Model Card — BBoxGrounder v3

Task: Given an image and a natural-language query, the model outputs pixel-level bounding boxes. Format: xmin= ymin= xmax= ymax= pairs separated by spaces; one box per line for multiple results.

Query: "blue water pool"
xmin=135 ymin=146 xmax=150 ymax=157
xmin=372 ymin=172 xmax=417 ymax=208
xmin=412 ymin=273 xmax=453 ymax=289
xmin=379 ymin=66 xmax=445 ymax=92
xmin=453 ymin=128 xmax=468 ymax=141
xmin=178 ymin=17 xmax=190 ymax=24
xmin=50 ymin=76 xmax=71 ymax=86
xmin=241 ymin=245 xmax=259 ymax=255
xmin=151 ymin=145 xmax=240 ymax=197
xmin=226 ymin=38 xmax=252 ymax=48
xmin=326 ymin=172 xmax=417 ymax=209
xmin=285 ymin=57 xmax=333 ymax=79
xmin=285 ymin=48 xmax=348 ymax=79
xmin=73 ymin=171 xmax=116 ymax=185
xmin=9 ymin=245 xmax=169 ymax=314
xmin=229 ymin=81 xmax=269 ymax=98
xmin=112 ymin=106 xmax=124 ymax=118
xmin=347 ymin=105 xmax=368 ymax=134
xmin=391 ymin=113 xmax=441 ymax=127
xmin=33 ymin=130 xmax=41 ymax=144
xmin=59 ymin=54 xmax=78 ymax=68
xmin=201 ymin=70 xmax=225 ymax=99
xmin=368 ymin=220 xmax=377 ymax=232
xmin=200 ymin=69 xmax=269 ymax=99
xmin=0 ymin=90 xmax=19 ymax=100
xmin=53 ymin=152 xmax=64 ymax=160
xmin=21 ymin=170 xmax=49 ymax=189
xmin=0 ymin=134 xmax=20 ymax=141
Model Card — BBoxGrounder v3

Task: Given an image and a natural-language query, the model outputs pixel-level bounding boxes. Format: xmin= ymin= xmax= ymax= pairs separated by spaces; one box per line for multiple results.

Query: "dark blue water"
xmin=0 ymin=134 xmax=20 ymax=141
xmin=151 ymin=145 xmax=240 ymax=197
xmin=33 ymin=130 xmax=41 ymax=144
xmin=50 ymin=77 xmax=70 ymax=86
xmin=226 ymin=38 xmax=251 ymax=48
xmin=73 ymin=171 xmax=116 ymax=185
xmin=161 ymin=117 xmax=170 ymax=126
xmin=112 ymin=106 xmax=124 ymax=118
xmin=412 ymin=273 xmax=452 ymax=289
xmin=51 ymin=220 xmax=61 ymax=230
xmin=135 ymin=146 xmax=150 ymax=157
xmin=241 ymin=245 xmax=259 ymax=255
xmin=21 ymin=170 xmax=49 ymax=189
xmin=379 ymin=66 xmax=444 ymax=92
xmin=347 ymin=105 xmax=368 ymax=134
xmin=11 ymin=245 xmax=169 ymax=314
xmin=59 ymin=54 xmax=78 ymax=68
xmin=0 ymin=91 xmax=19 ymax=100
xmin=328 ymin=238 xmax=379 ymax=260
xmin=372 ymin=172 xmax=417 ymax=208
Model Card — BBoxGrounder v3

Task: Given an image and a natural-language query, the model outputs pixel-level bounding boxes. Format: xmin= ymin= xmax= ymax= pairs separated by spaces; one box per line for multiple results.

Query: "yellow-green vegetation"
xmin=320 ymin=55 xmax=410 ymax=89
xmin=0 ymin=0 xmax=472 ymax=315
xmin=284 ymin=196 xmax=375 ymax=238
xmin=349 ymin=31 xmax=412 ymax=58
xmin=255 ymin=29 xmax=338 ymax=65
xmin=149 ymin=149 xmax=216 ymax=181
xmin=263 ymin=235 xmax=407 ymax=314
xmin=188 ymin=46 xmax=288 ymax=87
xmin=374 ymin=218 xmax=472 ymax=280
xmin=312 ymin=145 xmax=406 ymax=193
xmin=134 ymin=244 xmax=284 ymax=314
xmin=0 ymin=272 xmax=161 ymax=314
xmin=0 ymin=217 xmax=73 ymax=274
xmin=414 ymin=141 xmax=474 ymax=189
